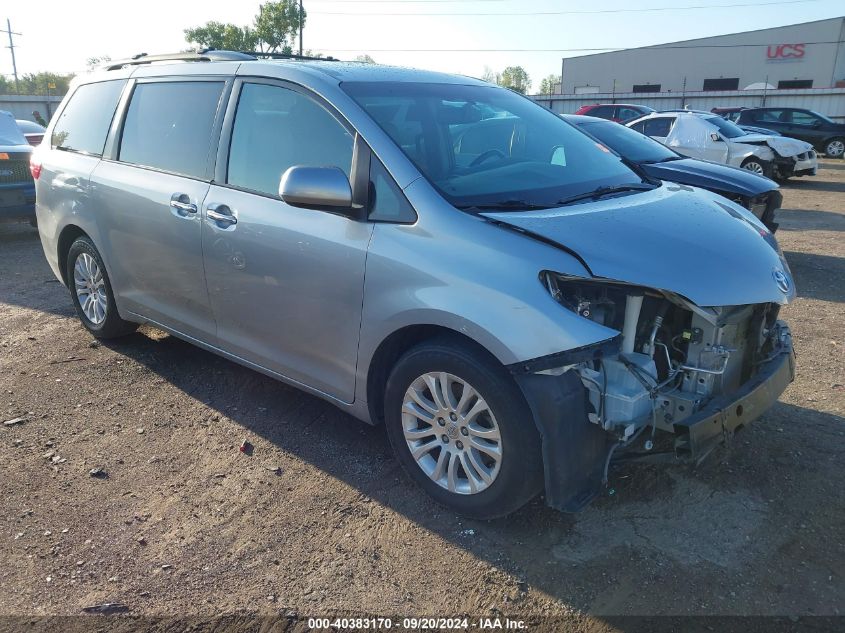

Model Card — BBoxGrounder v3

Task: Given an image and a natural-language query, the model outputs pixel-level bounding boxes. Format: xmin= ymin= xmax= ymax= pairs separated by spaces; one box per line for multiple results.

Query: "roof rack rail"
xmin=102 ymin=49 xmax=338 ymax=70
xmin=234 ymin=50 xmax=338 ymax=62
xmin=102 ymin=50 xmax=256 ymax=70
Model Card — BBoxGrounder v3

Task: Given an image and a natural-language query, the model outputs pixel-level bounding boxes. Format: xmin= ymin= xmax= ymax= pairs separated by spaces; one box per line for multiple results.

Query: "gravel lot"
xmin=1 ymin=161 xmax=843 ymax=629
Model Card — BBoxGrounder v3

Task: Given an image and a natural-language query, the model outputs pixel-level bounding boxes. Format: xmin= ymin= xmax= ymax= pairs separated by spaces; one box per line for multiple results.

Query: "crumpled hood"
xmin=484 ymin=184 xmax=795 ymax=307
xmin=734 ymin=133 xmax=813 ymax=158
xmin=644 ymin=158 xmax=776 ymax=197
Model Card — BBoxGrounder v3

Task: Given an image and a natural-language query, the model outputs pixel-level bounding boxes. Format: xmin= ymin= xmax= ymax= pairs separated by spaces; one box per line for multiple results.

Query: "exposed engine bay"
xmin=542 ymin=272 xmax=790 ymax=456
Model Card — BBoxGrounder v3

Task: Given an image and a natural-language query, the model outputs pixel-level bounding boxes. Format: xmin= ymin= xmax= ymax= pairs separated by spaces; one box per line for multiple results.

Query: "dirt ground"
xmin=0 ymin=161 xmax=843 ymax=631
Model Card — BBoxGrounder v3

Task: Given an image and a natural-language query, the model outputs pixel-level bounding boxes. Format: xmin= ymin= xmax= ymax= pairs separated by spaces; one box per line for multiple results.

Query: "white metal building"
xmin=560 ymin=17 xmax=845 ymax=95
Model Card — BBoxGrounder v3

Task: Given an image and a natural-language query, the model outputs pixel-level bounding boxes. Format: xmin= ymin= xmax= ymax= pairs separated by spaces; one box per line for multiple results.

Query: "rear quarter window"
xmin=51 ymin=80 xmax=126 ymax=156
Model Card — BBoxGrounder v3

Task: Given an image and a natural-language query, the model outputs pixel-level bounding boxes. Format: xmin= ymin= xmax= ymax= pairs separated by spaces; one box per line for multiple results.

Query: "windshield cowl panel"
xmin=342 ymin=81 xmax=643 ymax=211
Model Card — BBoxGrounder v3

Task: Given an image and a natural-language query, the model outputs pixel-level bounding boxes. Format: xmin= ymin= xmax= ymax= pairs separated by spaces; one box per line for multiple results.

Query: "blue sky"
xmin=2 ymin=0 xmax=843 ymax=92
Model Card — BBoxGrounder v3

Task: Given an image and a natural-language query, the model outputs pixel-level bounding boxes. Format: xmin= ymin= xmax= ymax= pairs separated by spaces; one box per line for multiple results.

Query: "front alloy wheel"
xmin=384 ymin=337 xmax=543 ymax=519
xmin=402 ymin=372 xmax=502 ymax=495
xmin=741 ymin=158 xmax=766 ymax=176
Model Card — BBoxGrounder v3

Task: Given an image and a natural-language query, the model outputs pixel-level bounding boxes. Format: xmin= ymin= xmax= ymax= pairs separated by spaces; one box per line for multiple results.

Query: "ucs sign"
xmin=767 ymin=43 xmax=806 ymax=60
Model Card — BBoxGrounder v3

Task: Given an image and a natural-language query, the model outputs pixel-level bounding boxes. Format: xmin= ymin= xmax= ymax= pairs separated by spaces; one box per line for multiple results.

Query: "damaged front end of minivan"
xmin=511 ymin=273 xmax=795 ymax=512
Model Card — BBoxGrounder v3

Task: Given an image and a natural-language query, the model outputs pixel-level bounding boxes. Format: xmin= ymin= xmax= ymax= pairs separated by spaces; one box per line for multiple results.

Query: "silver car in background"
xmin=32 ymin=51 xmax=795 ymax=517
xmin=627 ymin=111 xmax=817 ymax=181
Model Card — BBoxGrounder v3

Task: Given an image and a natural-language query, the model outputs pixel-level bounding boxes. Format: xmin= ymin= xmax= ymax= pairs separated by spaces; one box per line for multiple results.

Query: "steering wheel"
xmin=470 ymin=149 xmax=506 ymax=167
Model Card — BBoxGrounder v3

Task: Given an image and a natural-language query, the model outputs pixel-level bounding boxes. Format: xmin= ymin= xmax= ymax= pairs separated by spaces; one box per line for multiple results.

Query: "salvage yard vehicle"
xmin=627 ymin=111 xmax=817 ymax=181
xmin=733 ymin=107 xmax=845 ymax=159
xmin=0 ymin=110 xmax=36 ymax=225
xmin=563 ymin=114 xmax=782 ymax=231
xmin=33 ymin=51 xmax=796 ymax=518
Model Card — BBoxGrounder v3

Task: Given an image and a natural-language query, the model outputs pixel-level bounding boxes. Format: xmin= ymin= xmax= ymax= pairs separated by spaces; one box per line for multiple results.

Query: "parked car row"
xmin=31 ymin=52 xmax=795 ymax=518
xmin=575 ymin=101 xmax=843 ymax=158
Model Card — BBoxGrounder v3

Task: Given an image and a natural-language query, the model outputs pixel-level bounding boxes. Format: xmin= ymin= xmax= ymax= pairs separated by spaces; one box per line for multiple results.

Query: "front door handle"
xmin=206 ymin=203 xmax=238 ymax=226
xmin=170 ymin=193 xmax=197 ymax=215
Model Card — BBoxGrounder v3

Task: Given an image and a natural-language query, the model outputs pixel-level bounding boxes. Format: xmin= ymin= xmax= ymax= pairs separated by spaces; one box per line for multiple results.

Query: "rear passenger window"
xmin=119 ymin=81 xmax=225 ymax=179
xmin=51 ymin=80 xmax=126 ymax=156
xmin=227 ymin=83 xmax=354 ymax=197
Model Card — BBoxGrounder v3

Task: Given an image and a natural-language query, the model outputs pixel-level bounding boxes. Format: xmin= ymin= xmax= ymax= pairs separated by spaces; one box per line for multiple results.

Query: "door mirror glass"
xmin=710 ymin=132 xmax=722 ymax=142
xmin=280 ymin=166 xmax=353 ymax=210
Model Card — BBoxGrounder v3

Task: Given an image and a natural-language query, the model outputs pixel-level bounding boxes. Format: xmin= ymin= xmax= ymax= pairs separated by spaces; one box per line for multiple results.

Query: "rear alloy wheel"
xmin=384 ymin=337 xmax=543 ymax=519
xmin=66 ymin=237 xmax=137 ymax=339
xmin=741 ymin=158 xmax=767 ymax=176
xmin=824 ymin=138 xmax=844 ymax=159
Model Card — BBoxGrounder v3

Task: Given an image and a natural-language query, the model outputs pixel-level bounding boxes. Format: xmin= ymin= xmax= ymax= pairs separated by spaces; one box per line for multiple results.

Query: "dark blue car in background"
xmin=0 ymin=110 xmax=36 ymax=226
xmin=563 ymin=114 xmax=782 ymax=232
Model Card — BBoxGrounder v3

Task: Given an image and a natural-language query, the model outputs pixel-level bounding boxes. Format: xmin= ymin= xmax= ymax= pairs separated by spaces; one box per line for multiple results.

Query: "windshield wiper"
xmin=555 ymin=183 xmax=656 ymax=207
xmin=456 ymin=199 xmax=554 ymax=212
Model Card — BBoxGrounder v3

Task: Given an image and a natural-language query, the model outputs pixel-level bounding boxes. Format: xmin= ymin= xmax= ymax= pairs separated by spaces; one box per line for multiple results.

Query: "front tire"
xmin=66 ymin=237 xmax=137 ymax=339
xmin=824 ymin=137 xmax=844 ymax=159
xmin=384 ymin=337 xmax=543 ymax=519
xmin=741 ymin=157 xmax=770 ymax=177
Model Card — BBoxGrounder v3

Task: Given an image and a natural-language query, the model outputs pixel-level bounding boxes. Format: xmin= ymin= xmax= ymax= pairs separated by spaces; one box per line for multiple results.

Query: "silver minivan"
xmin=33 ymin=51 xmax=795 ymax=518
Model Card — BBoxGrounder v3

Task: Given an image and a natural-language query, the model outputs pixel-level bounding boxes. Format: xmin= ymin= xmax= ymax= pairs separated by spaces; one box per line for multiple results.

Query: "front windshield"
xmin=707 ymin=116 xmax=747 ymax=139
xmin=577 ymin=119 xmax=679 ymax=164
xmin=342 ymin=82 xmax=642 ymax=208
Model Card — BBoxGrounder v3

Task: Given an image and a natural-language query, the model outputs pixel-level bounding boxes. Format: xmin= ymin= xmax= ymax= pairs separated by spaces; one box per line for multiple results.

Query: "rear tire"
xmin=66 ymin=237 xmax=137 ymax=339
xmin=824 ymin=137 xmax=844 ymax=159
xmin=383 ymin=336 xmax=543 ymax=519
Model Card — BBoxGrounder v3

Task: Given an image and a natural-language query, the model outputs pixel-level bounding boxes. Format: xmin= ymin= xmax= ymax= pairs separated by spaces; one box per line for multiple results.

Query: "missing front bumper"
xmin=672 ymin=323 xmax=795 ymax=461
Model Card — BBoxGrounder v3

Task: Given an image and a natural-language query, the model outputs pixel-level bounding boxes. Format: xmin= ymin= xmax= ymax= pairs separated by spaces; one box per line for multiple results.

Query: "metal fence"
xmin=530 ymin=87 xmax=845 ymax=121
xmin=0 ymin=94 xmax=64 ymax=123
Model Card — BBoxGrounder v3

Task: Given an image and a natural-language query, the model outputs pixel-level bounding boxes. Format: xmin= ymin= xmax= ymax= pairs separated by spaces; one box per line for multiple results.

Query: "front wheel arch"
xmin=366 ymin=325 xmax=506 ymax=427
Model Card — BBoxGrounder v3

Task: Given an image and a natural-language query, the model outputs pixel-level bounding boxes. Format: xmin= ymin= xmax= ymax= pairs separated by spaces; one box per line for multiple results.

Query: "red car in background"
xmin=574 ymin=103 xmax=654 ymax=123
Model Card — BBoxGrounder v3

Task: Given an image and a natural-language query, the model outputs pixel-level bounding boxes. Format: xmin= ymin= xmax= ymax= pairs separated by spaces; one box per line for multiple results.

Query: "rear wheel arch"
xmin=57 ymin=225 xmax=89 ymax=286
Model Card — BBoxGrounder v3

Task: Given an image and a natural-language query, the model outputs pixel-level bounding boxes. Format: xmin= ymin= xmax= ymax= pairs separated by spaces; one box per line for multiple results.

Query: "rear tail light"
xmin=30 ymin=157 xmax=42 ymax=180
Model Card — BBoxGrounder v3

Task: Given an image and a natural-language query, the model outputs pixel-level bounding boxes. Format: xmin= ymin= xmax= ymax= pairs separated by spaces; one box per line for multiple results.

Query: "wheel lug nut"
xmin=450 ymin=412 xmax=457 ymax=421
xmin=456 ymin=440 xmax=464 ymax=450
xmin=437 ymin=418 xmax=445 ymax=426
xmin=441 ymin=435 xmax=449 ymax=444
xmin=460 ymin=427 xmax=468 ymax=436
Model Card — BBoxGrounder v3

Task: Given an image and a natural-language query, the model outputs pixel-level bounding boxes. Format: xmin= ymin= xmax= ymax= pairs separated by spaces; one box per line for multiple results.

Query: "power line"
xmin=307 ymin=39 xmax=844 ymax=53
xmin=309 ymin=0 xmax=823 ymax=16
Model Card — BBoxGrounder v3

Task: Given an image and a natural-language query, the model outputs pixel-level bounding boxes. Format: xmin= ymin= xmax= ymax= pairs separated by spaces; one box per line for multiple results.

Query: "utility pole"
xmin=299 ymin=0 xmax=303 ymax=56
xmin=2 ymin=18 xmax=21 ymax=93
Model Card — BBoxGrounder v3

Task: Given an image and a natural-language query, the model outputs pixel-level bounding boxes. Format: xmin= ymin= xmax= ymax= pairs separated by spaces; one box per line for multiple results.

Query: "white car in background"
xmin=626 ymin=111 xmax=817 ymax=181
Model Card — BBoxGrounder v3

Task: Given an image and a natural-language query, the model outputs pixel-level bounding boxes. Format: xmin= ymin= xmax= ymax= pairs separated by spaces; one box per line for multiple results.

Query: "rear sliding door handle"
xmin=170 ymin=193 xmax=197 ymax=215
xmin=206 ymin=203 xmax=238 ymax=226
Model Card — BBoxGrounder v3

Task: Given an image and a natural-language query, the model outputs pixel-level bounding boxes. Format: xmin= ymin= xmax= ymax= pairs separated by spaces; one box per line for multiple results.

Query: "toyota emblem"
xmin=772 ymin=269 xmax=791 ymax=294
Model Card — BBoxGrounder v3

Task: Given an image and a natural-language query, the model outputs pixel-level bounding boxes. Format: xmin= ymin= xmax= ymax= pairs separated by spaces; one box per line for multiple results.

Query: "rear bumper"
xmin=0 ymin=184 xmax=36 ymax=221
xmin=672 ymin=321 xmax=795 ymax=461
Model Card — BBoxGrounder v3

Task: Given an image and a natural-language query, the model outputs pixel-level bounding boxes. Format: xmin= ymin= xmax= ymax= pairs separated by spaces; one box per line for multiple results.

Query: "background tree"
xmin=0 ymin=72 xmax=74 ymax=96
xmin=86 ymin=55 xmax=112 ymax=70
xmin=184 ymin=2 xmax=304 ymax=54
xmin=499 ymin=66 xmax=531 ymax=94
xmin=481 ymin=66 xmax=501 ymax=85
xmin=354 ymin=54 xmax=376 ymax=64
xmin=184 ymin=21 xmax=258 ymax=51
xmin=539 ymin=74 xmax=559 ymax=96
xmin=253 ymin=1 xmax=306 ymax=53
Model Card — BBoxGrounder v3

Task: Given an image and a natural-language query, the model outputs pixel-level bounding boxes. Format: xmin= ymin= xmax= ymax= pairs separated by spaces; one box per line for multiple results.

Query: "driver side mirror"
xmin=812 ymin=119 xmax=823 ymax=128
xmin=710 ymin=132 xmax=723 ymax=142
xmin=279 ymin=166 xmax=353 ymax=211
